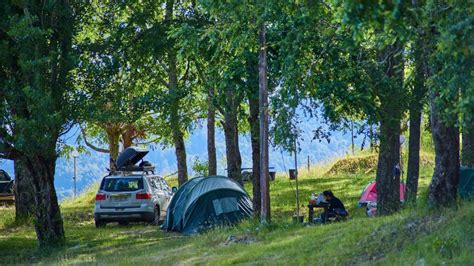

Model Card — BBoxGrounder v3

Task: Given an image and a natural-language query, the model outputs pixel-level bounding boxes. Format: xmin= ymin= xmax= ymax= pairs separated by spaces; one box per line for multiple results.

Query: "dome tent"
xmin=358 ymin=181 xmax=405 ymax=206
xmin=163 ymin=176 xmax=253 ymax=234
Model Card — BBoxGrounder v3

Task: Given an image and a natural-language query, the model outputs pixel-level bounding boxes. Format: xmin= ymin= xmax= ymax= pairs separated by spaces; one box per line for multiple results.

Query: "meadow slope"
xmin=0 ymin=153 xmax=472 ymax=265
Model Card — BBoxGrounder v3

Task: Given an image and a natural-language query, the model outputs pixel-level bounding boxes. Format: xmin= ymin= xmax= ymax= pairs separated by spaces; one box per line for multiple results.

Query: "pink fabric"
xmin=359 ymin=182 xmax=405 ymax=204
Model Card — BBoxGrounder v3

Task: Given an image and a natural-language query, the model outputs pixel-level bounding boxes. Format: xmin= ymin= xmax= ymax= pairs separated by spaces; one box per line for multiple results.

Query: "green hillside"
xmin=0 ymin=153 xmax=472 ymax=265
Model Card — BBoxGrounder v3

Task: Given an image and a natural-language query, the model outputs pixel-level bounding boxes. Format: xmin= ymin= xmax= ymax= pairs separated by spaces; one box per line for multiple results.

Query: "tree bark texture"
xmin=14 ymin=159 xmax=34 ymax=221
xmin=223 ymin=87 xmax=242 ymax=184
xmin=376 ymin=43 xmax=403 ymax=215
xmin=105 ymin=125 xmax=121 ymax=170
xmin=258 ymin=24 xmax=270 ymax=222
xmin=248 ymin=86 xmax=261 ymax=215
xmin=207 ymin=86 xmax=217 ymax=176
xmin=406 ymin=37 xmax=428 ymax=203
xmin=19 ymin=155 xmax=65 ymax=247
xmin=428 ymin=89 xmax=460 ymax=207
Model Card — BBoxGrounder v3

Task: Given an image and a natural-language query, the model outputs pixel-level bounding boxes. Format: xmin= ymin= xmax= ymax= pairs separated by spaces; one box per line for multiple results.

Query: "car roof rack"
xmin=108 ymin=147 xmax=155 ymax=176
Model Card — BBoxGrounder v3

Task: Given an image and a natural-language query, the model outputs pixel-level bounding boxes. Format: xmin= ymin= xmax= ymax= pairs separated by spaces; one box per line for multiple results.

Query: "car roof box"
xmin=116 ymin=146 xmax=149 ymax=170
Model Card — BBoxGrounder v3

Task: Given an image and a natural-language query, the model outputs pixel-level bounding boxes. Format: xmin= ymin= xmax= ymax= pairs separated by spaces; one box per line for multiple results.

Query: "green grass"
xmin=0 ymin=153 xmax=472 ymax=265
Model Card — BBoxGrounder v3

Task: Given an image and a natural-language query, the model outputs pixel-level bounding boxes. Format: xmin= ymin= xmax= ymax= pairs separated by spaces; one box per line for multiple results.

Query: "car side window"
xmin=159 ymin=178 xmax=170 ymax=191
xmin=148 ymin=178 xmax=158 ymax=189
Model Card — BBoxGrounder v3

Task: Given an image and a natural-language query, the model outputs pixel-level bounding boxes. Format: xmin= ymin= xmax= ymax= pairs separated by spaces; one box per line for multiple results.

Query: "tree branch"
xmin=80 ymin=125 xmax=110 ymax=153
xmin=179 ymin=59 xmax=190 ymax=83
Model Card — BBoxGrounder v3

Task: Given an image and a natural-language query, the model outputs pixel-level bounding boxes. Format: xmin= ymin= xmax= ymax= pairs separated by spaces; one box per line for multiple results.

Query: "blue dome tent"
xmin=162 ymin=176 xmax=253 ymax=234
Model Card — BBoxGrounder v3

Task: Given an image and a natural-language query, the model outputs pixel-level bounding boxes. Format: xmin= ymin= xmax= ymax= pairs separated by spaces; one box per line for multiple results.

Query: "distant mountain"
xmin=0 ymin=117 xmax=362 ymax=200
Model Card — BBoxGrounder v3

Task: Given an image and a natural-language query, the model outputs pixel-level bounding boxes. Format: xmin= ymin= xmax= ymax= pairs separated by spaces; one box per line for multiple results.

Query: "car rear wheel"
xmin=95 ymin=219 xmax=106 ymax=228
xmin=152 ymin=205 xmax=160 ymax=225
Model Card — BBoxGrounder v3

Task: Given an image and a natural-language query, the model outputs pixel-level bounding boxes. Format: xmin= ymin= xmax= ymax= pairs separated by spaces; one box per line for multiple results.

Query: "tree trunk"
xmin=248 ymin=87 xmax=261 ymax=215
xmin=20 ymin=155 xmax=65 ymax=247
xmin=121 ymin=124 xmax=135 ymax=149
xmin=376 ymin=114 xmax=402 ymax=214
xmin=207 ymin=86 xmax=217 ymax=176
xmin=258 ymin=23 xmax=270 ymax=222
xmin=376 ymin=43 xmax=403 ymax=215
xmin=406 ymin=110 xmax=422 ymax=203
xmin=406 ymin=38 xmax=427 ymax=203
xmin=166 ymin=0 xmax=188 ymax=186
xmin=428 ymin=89 xmax=460 ymax=207
xmin=168 ymin=47 xmax=188 ymax=186
xmin=462 ymin=115 xmax=474 ymax=167
xmin=105 ymin=126 xmax=120 ymax=170
xmin=173 ymin=127 xmax=188 ymax=186
xmin=14 ymin=159 xmax=34 ymax=222
xmin=223 ymin=87 xmax=242 ymax=184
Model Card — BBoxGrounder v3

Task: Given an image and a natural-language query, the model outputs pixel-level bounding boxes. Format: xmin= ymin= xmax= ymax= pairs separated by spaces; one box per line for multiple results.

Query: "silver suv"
xmin=93 ymin=147 xmax=173 ymax=227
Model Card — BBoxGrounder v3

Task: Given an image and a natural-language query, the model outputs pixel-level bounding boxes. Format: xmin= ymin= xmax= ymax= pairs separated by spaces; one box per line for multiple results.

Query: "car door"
xmin=158 ymin=177 xmax=172 ymax=212
xmin=148 ymin=177 xmax=165 ymax=209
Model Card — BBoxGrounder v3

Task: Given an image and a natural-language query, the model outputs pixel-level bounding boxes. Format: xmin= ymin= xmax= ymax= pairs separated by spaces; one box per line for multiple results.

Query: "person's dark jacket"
xmin=328 ymin=196 xmax=345 ymax=212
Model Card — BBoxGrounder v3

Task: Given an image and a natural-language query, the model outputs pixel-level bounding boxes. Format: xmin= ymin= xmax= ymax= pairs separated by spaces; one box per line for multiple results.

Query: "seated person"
xmin=321 ymin=190 xmax=348 ymax=222
xmin=308 ymin=190 xmax=348 ymax=223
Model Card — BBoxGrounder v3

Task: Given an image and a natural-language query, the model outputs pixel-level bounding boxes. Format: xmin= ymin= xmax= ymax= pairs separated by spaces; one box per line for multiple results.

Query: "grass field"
xmin=0 ymin=152 xmax=473 ymax=265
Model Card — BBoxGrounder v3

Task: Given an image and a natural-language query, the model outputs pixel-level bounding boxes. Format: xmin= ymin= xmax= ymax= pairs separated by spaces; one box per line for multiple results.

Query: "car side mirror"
xmin=172 ymin=187 xmax=178 ymax=193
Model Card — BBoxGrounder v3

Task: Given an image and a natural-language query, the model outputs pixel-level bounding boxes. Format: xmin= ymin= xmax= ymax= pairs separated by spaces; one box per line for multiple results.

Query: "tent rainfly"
xmin=162 ymin=176 xmax=253 ymax=234
xmin=460 ymin=167 xmax=474 ymax=200
xmin=358 ymin=181 xmax=406 ymax=207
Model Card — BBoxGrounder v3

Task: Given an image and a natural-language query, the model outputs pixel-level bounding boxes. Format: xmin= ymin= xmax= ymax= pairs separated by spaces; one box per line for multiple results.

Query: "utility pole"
xmin=307 ymin=155 xmax=310 ymax=171
xmin=258 ymin=22 xmax=270 ymax=223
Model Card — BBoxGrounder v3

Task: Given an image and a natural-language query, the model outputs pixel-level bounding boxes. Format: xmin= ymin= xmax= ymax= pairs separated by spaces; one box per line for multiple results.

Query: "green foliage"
xmin=191 ymin=157 xmax=208 ymax=177
xmin=0 ymin=1 xmax=78 ymax=157
xmin=427 ymin=0 xmax=474 ymax=126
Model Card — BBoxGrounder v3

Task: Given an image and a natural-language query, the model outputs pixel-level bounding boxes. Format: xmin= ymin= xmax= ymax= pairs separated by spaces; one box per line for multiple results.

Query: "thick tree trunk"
xmin=462 ymin=116 xmax=474 ymax=167
xmin=376 ymin=43 xmax=403 ymax=215
xmin=406 ymin=39 xmax=427 ymax=203
xmin=14 ymin=159 xmax=34 ymax=221
xmin=248 ymin=89 xmax=261 ymax=215
xmin=376 ymin=114 xmax=402 ymax=214
xmin=428 ymin=89 xmax=460 ymax=207
xmin=207 ymin=87 xmax=217 ymax=176
xmin=223 ymin=87 xmax=242 ymax=184
xmin=20 ymin=155 xmax=65 ymax=247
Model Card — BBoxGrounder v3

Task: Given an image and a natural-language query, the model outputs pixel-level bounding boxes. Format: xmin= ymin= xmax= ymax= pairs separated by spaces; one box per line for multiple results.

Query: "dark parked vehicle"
xmin=0 ymin=170 xmax=14 ymax=205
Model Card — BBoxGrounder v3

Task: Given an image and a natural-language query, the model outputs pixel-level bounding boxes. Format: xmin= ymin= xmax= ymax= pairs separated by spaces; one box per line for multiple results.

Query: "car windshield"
xmin=102 ymin=177 xmax=143 ymax=192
